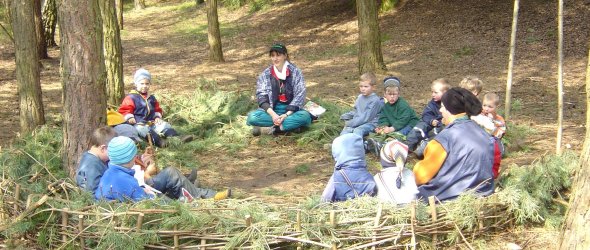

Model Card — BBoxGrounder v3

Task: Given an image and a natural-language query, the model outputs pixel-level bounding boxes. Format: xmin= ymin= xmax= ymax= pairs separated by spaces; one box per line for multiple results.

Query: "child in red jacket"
xmin=119 ymin=68 xmax=190 ymax=147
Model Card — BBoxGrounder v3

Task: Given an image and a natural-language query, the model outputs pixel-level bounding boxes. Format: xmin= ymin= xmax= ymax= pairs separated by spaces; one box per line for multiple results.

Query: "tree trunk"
xmin=42 ymin=0 xmax=58 ymax=47
xmin=10 ymin=0 xmax=45 ymax=134
xmin=504 ymin=0 xmax=519 ymax=120
xmin=134 ymin=0 xmax=145 ymax=10
xmin=58 ymin=0 xmax=106 ymax=178
xmin=557 ymin=40 xmax=590 ymax=250
xmin=356 ymin=0 xmax=386 ymax=74
xmin=33 ymin=0 xmax=47 ymax=59
xmin=115 ymin=0 xmax=123 ymax=30
xmin=556 ymin=0 xmax=564 ymax=154
xmin=100 ymin=0 xmax=124 ymax=107
xmin=207 ymin=0 xmax=224 ymax=62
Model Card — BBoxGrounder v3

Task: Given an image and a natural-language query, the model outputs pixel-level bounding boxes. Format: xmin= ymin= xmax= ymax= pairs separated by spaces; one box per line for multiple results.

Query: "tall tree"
xmin=558 ymin=41 xmax=590 ymax=250
xmin=134 ymin=0 xmax=145 ymax=10
xmin=10 ymin=0 xmax=45 ymax=134
xmin=58 ymin=0 xmax=106 ymax=177
xmin=33 ymin=0 xmax=47 ymax=59
xmin=207 ymin=0 xmax=224 ymax=62
xmin=116 ymin=0 xmax=123 ymax=30
xmin=42 ymin=0 xmax=58 ymax=47
xmin=356 ymin=0 xmax=386 ymax=74
xmin=99 ymin=0 xmax=125 ymax=106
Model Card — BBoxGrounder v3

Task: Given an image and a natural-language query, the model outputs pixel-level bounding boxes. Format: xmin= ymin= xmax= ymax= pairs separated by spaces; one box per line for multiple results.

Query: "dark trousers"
xmin=146 ymin=167 xmax=216 ymax=199
xmin=406 ymin=121 xmax=443 ymax=150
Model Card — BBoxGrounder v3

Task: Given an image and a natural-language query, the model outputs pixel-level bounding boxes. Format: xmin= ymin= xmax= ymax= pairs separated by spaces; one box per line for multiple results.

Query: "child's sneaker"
xmin=252 ymin=126 xmax=275 ymax=136
xmin=214 ymin=189 xmax=232 ymax=201
xmin=413 ymin=139 xmax=429 ymax=160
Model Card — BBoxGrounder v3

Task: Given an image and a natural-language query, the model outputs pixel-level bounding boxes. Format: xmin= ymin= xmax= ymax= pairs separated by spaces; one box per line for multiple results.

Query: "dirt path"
xmin=0 ymin=0 xmax=589 ymax=203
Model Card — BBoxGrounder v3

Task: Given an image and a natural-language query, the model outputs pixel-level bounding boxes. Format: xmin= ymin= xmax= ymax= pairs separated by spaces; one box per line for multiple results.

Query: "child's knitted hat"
xmin=383 ymin=76 xmax=401 ymax=89
xmin=380 ymin=140 xmax=408 ymax=170
xmin=107 ymin=136 xmax=138 ymax=165
xmin=133 ymin=68 xmax=151 ymax=88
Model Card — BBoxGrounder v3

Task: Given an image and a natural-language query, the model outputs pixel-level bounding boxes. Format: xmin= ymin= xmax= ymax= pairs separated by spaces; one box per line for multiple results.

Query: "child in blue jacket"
xmin=406 ymin=78 xmax=450 ymax=156
xmin=321 ymin=134 xmax=376 ymax=202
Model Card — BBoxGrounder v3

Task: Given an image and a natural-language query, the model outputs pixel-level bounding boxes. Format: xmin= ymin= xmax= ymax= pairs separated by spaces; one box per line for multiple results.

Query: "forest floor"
xmin=1 ymin=0 xmax=589 ymax=248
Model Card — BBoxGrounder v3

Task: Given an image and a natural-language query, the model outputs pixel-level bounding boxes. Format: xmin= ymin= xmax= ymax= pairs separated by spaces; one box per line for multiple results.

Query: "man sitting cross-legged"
xmin=76 ymin=127 xmax=230 ymax=202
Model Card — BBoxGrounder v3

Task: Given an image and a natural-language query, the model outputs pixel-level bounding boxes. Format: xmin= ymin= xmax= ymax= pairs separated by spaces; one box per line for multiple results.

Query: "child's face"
xmin=136 ymin=79 xmax=151 ymax=94
xmin=270 ymin=51 xmax=287 ymax=68
xmin=359 ymin=80 xmax=374 ymax=96
xmin=431 ymin=84 xmax=444 ymax=101
xmin=97 ymin=145 xmax=109 ymax=162
xmin=384 ymin=88 xmax=399 ymax=104
xmin=482 ymin=100 xmax=497 ymax=115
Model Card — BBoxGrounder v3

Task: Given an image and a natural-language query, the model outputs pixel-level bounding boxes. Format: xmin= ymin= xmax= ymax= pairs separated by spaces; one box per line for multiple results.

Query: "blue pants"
xmin=146 ymin=167 xmax=215 ymax=199
xmin=246 ymin=103 xmax=312 ymax=131
xmin=341 ymin=123 xmax=376 ymax=137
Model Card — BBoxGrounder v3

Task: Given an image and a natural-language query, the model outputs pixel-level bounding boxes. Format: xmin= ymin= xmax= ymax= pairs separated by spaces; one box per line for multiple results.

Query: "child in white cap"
xmin=118 ymin=68 xmax=192 ymax=147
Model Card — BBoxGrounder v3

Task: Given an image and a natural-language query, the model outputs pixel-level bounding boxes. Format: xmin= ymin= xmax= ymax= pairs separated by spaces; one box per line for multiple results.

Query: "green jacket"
xmin=378 ymin=97 xmax=419 ymax=130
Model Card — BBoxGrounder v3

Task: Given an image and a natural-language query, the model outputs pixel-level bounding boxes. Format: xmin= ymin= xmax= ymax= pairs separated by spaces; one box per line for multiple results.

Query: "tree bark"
xmin=58 ymin=0 xmax=106 ymax=178
xmin=556 ymin=0 xmax=564 ymax=154
xmin=558 ymin=41 xmax=590 ymax=250
xmin=99 ymin=0 xmax=124 ymax=106
xmin=33 ymin=0 xmax=47 ymax=59
xmin=115 ymin=0 xmax=123 ymax=30
xmin=356 ymin=0 xmax=386 ymax=74
xmin=42 ymin=0 xmax=58 ymax=47
xmin=10 ymin=0 xmax=45 ymax=134
xmin=207 ymin=0 xmax=224 ymax=62
xmin=134 ymin=0 xmax=145 ymax=10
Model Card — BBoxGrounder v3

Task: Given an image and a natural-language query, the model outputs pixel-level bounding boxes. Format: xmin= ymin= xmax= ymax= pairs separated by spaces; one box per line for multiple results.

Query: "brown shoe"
xmin=180 ymin=135 xmax=194 ymax=143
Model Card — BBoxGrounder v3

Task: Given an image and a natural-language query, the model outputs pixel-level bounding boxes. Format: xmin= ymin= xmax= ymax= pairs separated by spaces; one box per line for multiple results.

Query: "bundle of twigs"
xmin=1 ymin=179 xmax=514 ymax=249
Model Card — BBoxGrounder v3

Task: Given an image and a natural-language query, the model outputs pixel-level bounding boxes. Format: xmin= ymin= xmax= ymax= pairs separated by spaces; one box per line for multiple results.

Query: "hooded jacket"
xmin=321 ymin=134 xmax=376 ymax=202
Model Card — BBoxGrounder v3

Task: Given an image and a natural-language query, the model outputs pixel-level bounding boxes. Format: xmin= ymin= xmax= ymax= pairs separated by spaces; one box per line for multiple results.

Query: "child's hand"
xmin=374 ymin=127 xmax=383 ymax=134
xmin=383 ymin=127 xmax=395 ymax=134
xmin=431 ymin=120 xmax=439 ymax=127
xmin=154 ymin=117 xmax=163 ymax=125
xmin=128 ymin=117 xmax=137 ymax=124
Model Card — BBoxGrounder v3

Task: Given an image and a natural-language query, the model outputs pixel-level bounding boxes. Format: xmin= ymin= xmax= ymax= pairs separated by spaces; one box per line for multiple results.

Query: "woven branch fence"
xmin=0 ymin=179 xmax=516 ymax=249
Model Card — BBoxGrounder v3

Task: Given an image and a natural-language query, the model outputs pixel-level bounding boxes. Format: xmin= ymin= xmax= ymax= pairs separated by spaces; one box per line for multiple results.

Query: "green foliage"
xmin=502 ymin=120 xmax=536 ymax=155
xmin=248 ymin=0 xmax=272 ymax=13
xmin=220 ymin=0 xmax=272 ymax=12
xmin=497 ymin=151 xmax=577 ymax=224
xmin=295 ymin=163 xmax=310 ymax=174
xmin=511 ymin=98 xmax=522 ymax=112
xmin=263 ymin=187 xmax=288 ymax=196
xmin=380 ymin=0 xmax=399 ymax=12
xmin=292 ymin=98 xmax=347 ymax=148
xmin=156 ymin=78 xmax=256 ymax=167
xmin=453 ymin=46 xmax=475 ymax=58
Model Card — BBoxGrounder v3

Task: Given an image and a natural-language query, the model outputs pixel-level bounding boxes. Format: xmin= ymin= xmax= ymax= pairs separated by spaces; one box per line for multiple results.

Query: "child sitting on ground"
xmin=118 ymin=68 xmax=191 ymax=147
xmin=406 ymin=78 xmax=451 ymax=157
xmin=340 ymin=72 xmax=384 ymax=137
xmin=321 ymin=134 xmax=376 ymax=202
xmin=365 ymin=76 xmax=419 ymax=155
xmin=373 ymin=140 xmax=418 ymax=205
xmin=472 ymin=92 xmax=507 ymax=177
xmin=459 ymin=76 xmax=483 ymax=97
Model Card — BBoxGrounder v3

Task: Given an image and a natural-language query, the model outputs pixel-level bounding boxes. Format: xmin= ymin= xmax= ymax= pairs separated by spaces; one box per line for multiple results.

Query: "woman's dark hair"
xmin=441 ymin=87 xmax=482 ymax=116
xmin=269 ymin=43 xmax=288 ymax=56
